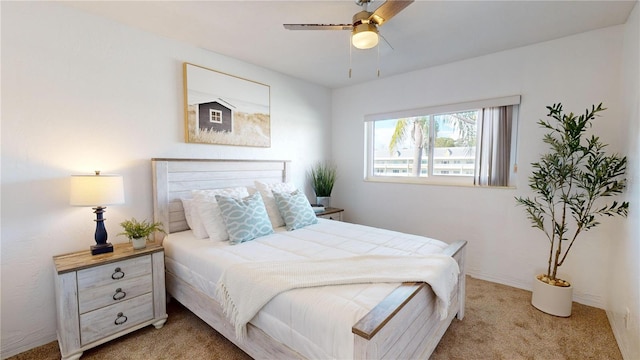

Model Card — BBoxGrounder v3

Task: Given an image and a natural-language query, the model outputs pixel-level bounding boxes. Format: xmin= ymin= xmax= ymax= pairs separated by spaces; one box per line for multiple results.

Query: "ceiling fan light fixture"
xmin=352 ymin=23 xmax=379 ymax=49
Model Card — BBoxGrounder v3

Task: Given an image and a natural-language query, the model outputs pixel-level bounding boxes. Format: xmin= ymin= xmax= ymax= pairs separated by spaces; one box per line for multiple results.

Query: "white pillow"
xmin=181 ymin=198 xmax=209 ymax=239
xmin=181 ymin=198 xmax=194 ymax=229
xmin=254 ymin=181 xmax=297 ymax=228
xmin=192 ymin=187 xmax=249 ymax=241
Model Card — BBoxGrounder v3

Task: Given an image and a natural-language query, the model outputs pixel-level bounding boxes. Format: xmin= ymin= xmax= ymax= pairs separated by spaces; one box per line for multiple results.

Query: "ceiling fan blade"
xmin=370 ymin=0 xmax=414 ymax=26
xmin=283 ymin=24 xmax=352 ymax=31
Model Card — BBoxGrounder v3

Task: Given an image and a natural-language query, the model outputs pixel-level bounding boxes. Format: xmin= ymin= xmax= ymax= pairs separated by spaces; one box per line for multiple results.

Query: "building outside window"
xmin=365 ymin=96 xmax=520 ymax=187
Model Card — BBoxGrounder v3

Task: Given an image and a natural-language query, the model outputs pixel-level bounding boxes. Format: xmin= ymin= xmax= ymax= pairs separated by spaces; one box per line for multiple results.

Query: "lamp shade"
xmin=70 ymin=173 xmax=125 ymax=206
xmin=352 ymin=23 xmax=379 ymax=49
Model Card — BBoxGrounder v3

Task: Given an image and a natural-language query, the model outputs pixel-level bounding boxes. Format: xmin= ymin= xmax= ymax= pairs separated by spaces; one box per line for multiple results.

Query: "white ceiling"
xmin=63 ymin=0 xmax=636 ymax=89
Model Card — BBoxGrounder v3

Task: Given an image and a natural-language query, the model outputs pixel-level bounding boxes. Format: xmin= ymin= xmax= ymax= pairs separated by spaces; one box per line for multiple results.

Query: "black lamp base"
xmin=91 ymin=206 xmax=113 ymax=256
xmin=91 ymin=242 xmax=114 ymax=255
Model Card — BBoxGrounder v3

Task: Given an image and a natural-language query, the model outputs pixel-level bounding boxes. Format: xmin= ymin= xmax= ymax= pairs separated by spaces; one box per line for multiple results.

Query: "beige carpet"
xmin=8 ymin=277 xmax=621 ymax=360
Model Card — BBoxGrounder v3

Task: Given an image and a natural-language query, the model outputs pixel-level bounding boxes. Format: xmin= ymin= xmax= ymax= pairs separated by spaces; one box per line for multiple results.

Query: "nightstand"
xmin=316 ymin=207 xmax=344 ymax=221
xmin=53 ymin=243 xmax=167 ymax=360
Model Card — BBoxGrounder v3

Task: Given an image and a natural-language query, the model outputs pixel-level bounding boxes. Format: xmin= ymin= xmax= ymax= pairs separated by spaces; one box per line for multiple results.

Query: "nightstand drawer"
xmin=77 ymin=255 xmax=151 ymax=290
xmin=80 ymin=292 xmax=153 ymax=345
xmin=316 ymin=207 xmax=343 ymax=221
xmin=317 ymin=213 xmax=342 ymax=221
xmin=78 ymin=274 xmax=152 ymax=314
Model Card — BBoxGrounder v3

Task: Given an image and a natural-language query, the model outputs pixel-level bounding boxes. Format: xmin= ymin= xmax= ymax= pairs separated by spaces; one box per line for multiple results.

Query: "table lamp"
xmin=70 ymin=171 xmax=125 ymax=255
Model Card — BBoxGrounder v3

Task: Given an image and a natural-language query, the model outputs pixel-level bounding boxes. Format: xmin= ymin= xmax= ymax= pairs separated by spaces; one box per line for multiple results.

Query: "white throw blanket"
xmin=216 ymin=254 xmax=460 ymax=339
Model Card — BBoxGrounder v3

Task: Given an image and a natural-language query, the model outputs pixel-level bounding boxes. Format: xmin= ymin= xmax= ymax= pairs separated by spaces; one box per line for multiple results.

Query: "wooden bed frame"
xmin=152 ymin=158 xmax=466 ymax=359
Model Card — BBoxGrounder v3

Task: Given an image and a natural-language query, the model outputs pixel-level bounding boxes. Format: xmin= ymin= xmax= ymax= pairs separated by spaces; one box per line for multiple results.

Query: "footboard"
xmin=352 ymin=240 xmax=466 ymax=359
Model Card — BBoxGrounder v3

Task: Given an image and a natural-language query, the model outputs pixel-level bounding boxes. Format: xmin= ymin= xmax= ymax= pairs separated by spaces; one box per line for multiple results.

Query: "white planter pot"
xmin=531 ymin=276 xmax=573 ymax=317
xmin=131 ymin=237 xmax=147 ymax=250
xmin=316 ymin=196 xmax=331 ymax=207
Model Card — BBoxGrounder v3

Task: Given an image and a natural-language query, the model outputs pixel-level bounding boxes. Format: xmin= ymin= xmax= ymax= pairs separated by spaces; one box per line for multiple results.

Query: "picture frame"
xmin=183 ymin=63 xmax=271 ymax=147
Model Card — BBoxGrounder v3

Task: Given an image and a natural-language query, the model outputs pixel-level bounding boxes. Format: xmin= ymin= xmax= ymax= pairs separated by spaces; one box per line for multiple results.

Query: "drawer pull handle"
xmin=111 ymin=267 xmax=125 ymax=280
xmin=113 ymin=288 xmax=126 ymax=301
xmin=114 ymin=312 xmax=128 ymax=325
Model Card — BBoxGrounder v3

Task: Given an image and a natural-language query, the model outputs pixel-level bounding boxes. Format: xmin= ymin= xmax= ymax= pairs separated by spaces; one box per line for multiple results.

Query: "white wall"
xmin=332 ymin=25 xmax=630 ymax=310
xmin=2 ymin=1 xmax=637 ymax=358
xmin=0 ymin=2 xmax=331 ymax=358
xmin=608 ymin=3 xmax=640 ymax=360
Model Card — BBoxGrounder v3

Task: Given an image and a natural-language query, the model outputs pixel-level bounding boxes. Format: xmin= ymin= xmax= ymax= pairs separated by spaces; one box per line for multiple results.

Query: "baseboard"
xmin=466 ymin=271 xmax=531 ymax=293
xmin=607 ymin=310 xmax=635 ymax=360
xmin=1 ymin=334 xmax=57 ymax=360
xmin=465 ymin=271 xmax=605 ymax=308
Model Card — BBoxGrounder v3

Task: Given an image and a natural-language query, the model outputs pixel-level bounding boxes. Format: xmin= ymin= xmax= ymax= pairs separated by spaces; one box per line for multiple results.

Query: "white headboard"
xmin=152 ymin=158 xmax=291 ymax=236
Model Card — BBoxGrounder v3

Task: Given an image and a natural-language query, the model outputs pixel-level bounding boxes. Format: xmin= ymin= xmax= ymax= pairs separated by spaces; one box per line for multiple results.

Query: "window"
xmin=209 ymin=109 xmax=222 ymax=123
xmin=365 ymin=96 xmax=520 ymax=187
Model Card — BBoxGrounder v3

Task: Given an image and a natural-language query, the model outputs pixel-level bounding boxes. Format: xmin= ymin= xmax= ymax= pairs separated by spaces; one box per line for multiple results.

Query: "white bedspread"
xmin=164 ymin=219 xmax=452 ymax=360
xmin=217 ymin=254 xmax=459 ymax=339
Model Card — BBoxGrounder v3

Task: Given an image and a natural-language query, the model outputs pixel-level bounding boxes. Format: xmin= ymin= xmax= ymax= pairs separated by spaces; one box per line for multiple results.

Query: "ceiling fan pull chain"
xmin=377 ymin=43 xmax=380 ymax=77
xmin=349 ymin=36 xmax=353 ymax=79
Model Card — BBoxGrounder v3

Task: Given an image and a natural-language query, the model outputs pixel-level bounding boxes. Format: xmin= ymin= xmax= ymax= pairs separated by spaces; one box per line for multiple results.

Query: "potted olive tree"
xmin=515 ymin=103 xmax=628 ymax=317
xmin=310 ymin=161 xmax=337 ymax=207
xmin=118 ymin=218 xmax=166 ymax=249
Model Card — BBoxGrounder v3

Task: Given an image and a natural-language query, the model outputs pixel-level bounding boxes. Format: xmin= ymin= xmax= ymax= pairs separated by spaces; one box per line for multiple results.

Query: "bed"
xmin=152 ymin=158 xmax=466 ymax=359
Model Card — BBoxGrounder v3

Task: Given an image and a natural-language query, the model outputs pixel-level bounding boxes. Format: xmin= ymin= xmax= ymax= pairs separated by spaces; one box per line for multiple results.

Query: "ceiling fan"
xmin=283 ymin=0 xmax=414 ymax=50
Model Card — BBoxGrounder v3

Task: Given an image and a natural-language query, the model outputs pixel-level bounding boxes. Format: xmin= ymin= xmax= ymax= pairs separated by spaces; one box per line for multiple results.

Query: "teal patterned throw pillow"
xmin=215 ymin=192 xmax=274 ymax=245
xmin=273 ymin=190 xmax=318 ymax=231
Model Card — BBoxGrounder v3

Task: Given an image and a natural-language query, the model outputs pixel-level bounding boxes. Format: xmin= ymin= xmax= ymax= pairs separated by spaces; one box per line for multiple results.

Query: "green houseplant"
xmin=515 ymin=103 xmax=628 ymax=316
xmin=118 ymin=218 xmax=166 ymax=249
xmin=310 ymin=161 xmax=337 ymax=207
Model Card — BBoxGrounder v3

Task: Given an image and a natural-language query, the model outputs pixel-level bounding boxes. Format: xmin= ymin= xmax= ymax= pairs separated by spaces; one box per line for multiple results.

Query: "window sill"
xmin=364 ymin=176 xmax=516 ymax=189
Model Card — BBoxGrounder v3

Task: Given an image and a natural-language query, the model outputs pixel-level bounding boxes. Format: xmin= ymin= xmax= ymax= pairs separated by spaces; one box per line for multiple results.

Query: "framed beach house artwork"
xmin=183 ymin=63 xmax=271 ymax=147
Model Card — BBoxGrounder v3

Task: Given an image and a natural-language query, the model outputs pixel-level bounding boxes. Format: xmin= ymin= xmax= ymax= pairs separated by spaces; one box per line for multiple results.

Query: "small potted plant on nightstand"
xmin=310 ymin=161 xmax=337 ymax=207
xmin=118 ymin=218 xmax=166 ymax=249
